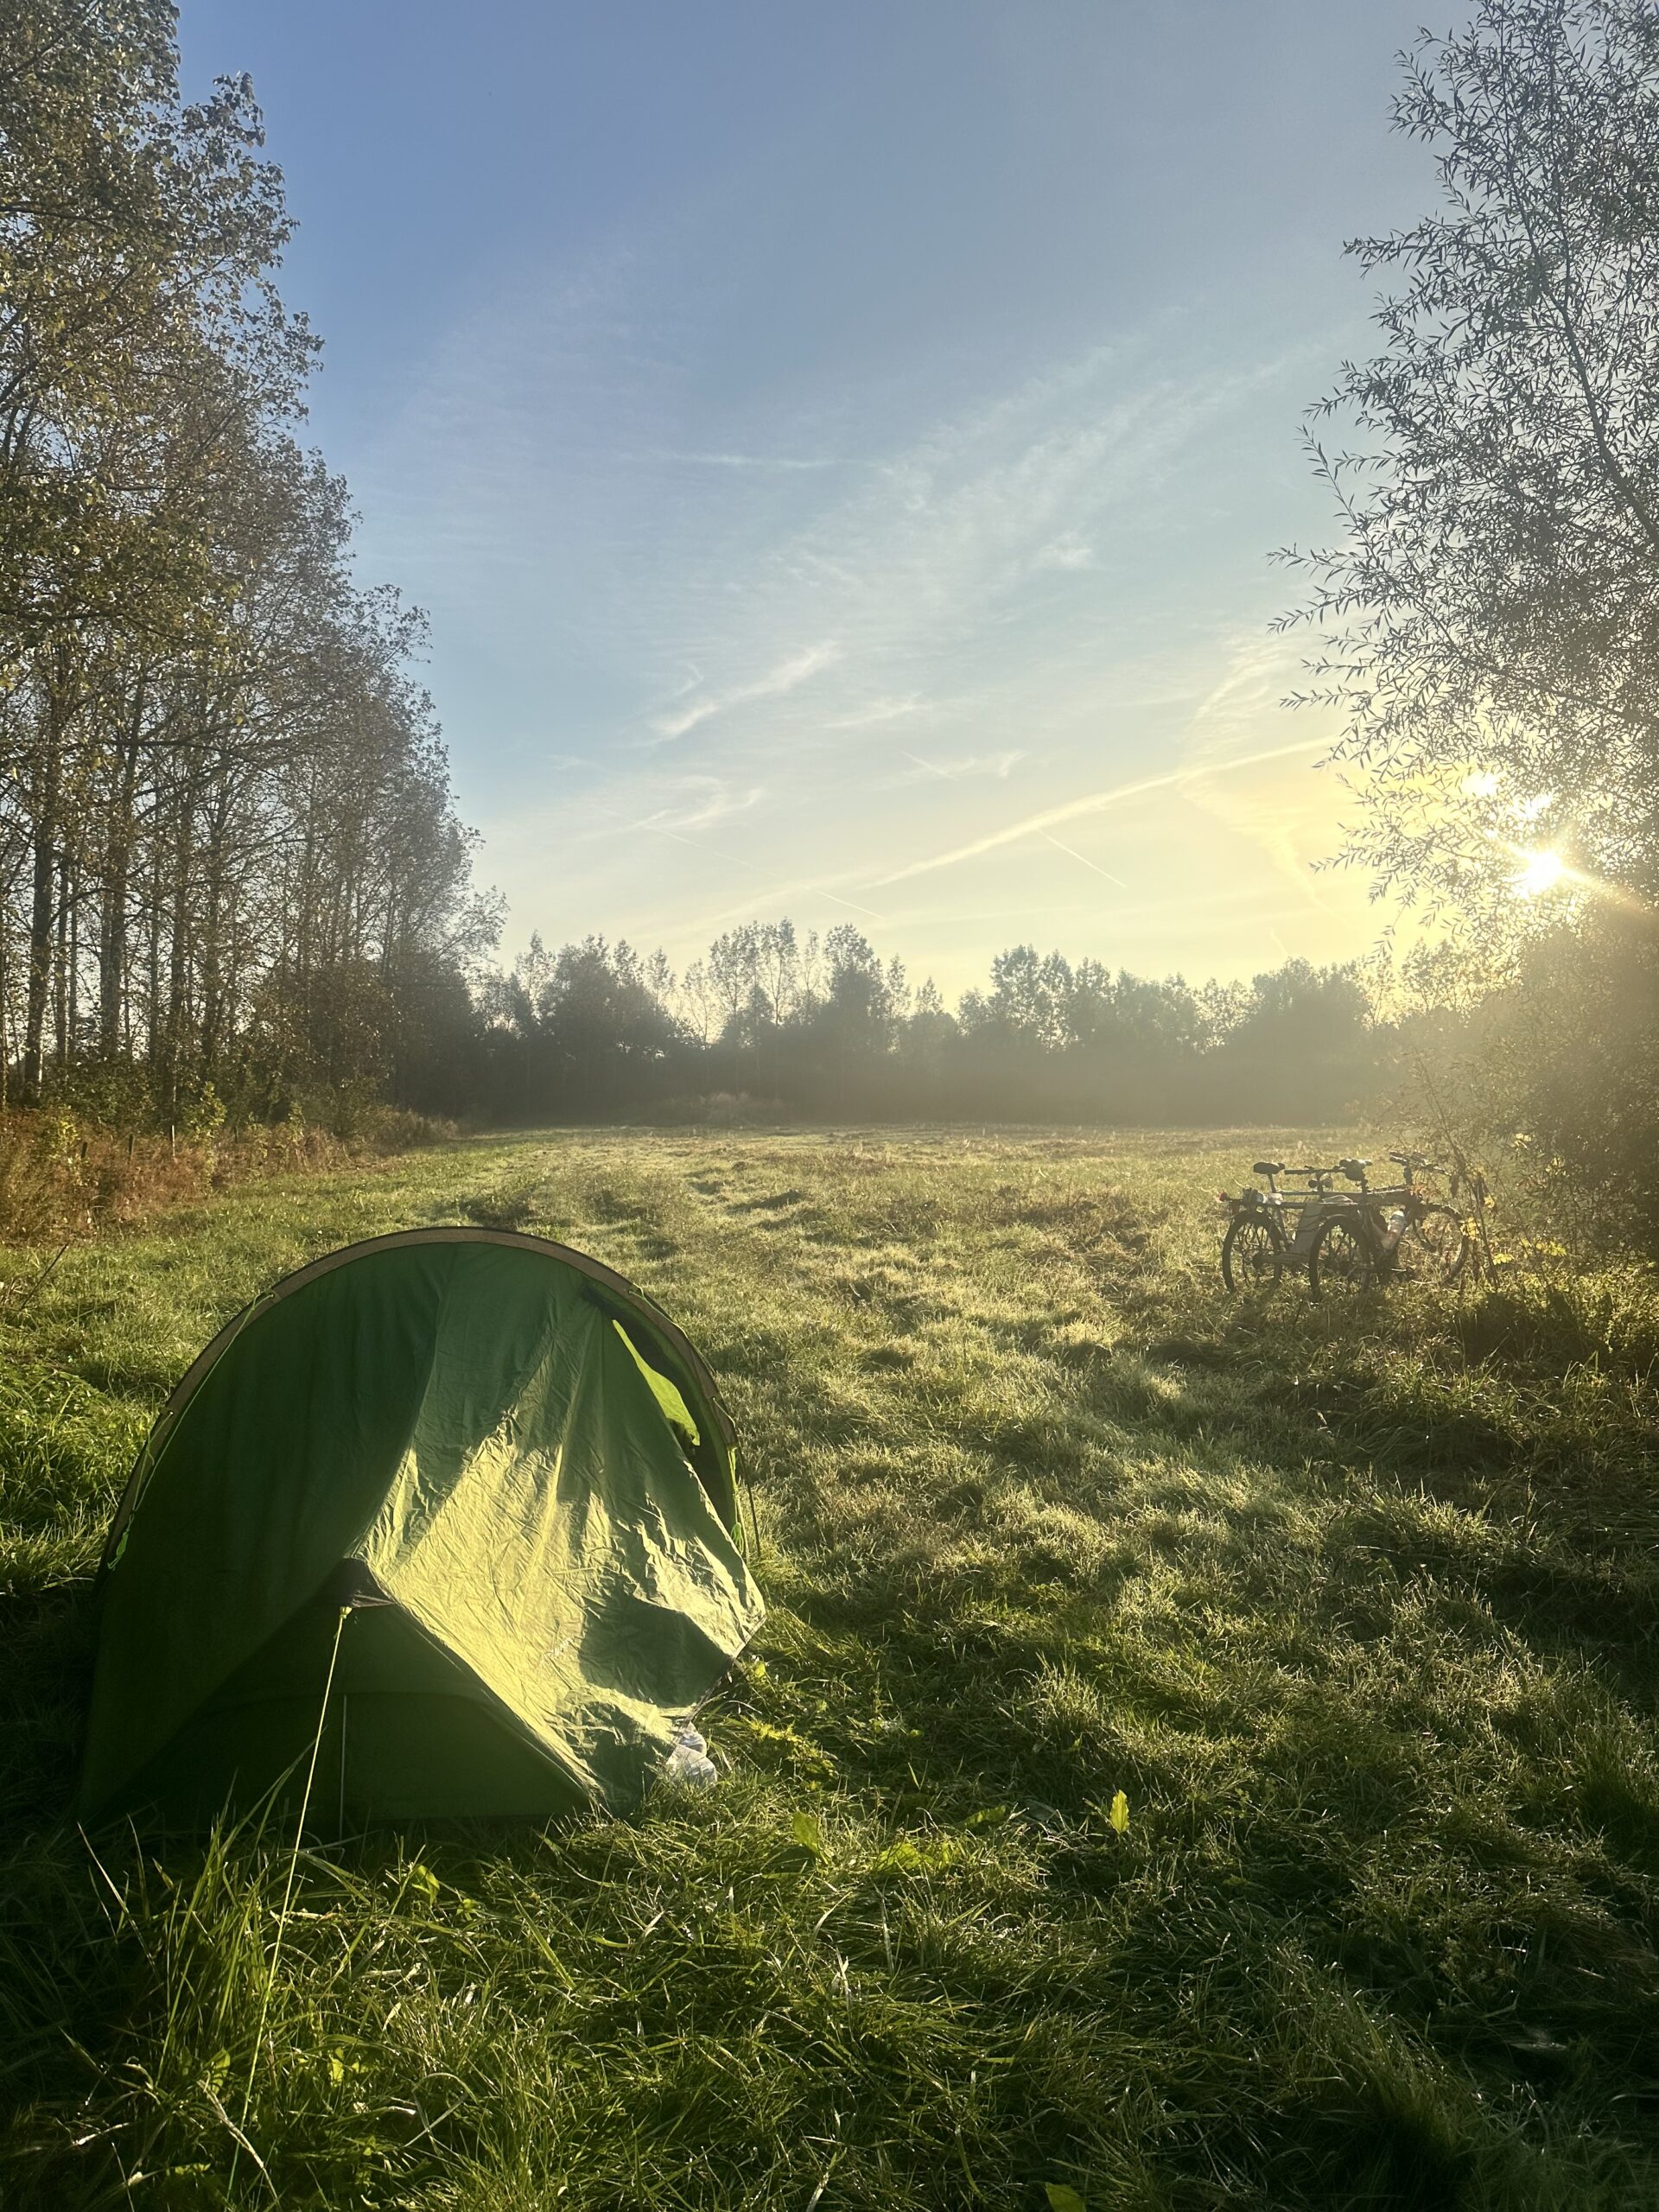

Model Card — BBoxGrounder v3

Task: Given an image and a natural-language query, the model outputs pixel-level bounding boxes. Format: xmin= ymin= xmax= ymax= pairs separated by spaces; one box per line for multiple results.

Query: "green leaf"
xmin=964 ymin=1803 xmax=1010 ymax=1829
xmin=791 ymin=1809 xmax=824 ymax=1857
xmin=1046 ymin=2185 xmax=1088 ymax=2212
xmin=873 ymin=1838 xmax=925 ymax=1872
xmin=1109 ymin=1790 xmax=1129 ymax=1835
xmin=405 ymin=1861 xmax=441 ymax=1905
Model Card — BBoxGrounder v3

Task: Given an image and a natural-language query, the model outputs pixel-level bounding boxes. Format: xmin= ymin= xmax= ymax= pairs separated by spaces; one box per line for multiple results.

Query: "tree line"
xmin=474 ymin=922 xmax=1389 ymax=1128
xmin=0 ymin=3 xmax=492 ymax=1128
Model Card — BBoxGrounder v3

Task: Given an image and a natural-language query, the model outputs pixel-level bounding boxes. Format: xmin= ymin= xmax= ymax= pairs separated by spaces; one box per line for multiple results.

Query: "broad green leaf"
xmin=1109 ymin=1790 xmax=1129 ymax=1835
xmin=1046 ymin=2184 xmax=1088 ymax=2212
xmin=964 ymin=1803 xmax=1010 ymax=1829
xmin=873 ymin=1838 xmax=925 ymax=1872
xmin=791 ymin=1809 xmax=824 ymax=1856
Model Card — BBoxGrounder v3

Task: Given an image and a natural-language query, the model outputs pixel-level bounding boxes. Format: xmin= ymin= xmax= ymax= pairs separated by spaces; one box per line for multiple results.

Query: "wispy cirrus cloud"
xmin=888 ymin=748 xmax=1027 ymax=787
xmin=824 ymin=695 xmax=936 ymax=730
xmin=641 ymin=778 xmax=766 ymax=835
xmin=1033 ymin=532 xmax=1097 ymax=572
xmin=354 ymin=234 xmax=1376 ymax=986
xmin=608 ymin=331 xmax=1317 ymax=792
xmin=652 ymin=640 xmax=842 ymax=741
xmin=622 ymin=449 xmax=854 ymax=473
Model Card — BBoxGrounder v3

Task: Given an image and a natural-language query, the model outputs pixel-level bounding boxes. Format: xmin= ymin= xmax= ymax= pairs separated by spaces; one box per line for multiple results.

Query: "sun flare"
xmin=1513 ymin=849 xmax=1567 ymax=899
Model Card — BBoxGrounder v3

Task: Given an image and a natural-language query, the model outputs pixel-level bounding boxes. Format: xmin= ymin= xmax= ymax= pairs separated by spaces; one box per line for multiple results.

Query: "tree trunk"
xmin=145 ymin=812 xmax=164 ymax=1079
xmin=99 ymin=680 xmax=145 ymax=1058
xmin=21 ymin=723 xmax=60 ymax=1103
xmin=53 ymin=851 xmax=70 ymax=1069
xmin=200 ymin=773 xmax=231 ymax=1071
xmin=157 ymin=779 xmax=195 ymax=1124
xmin=0 ymin=886 xmax=11 ymax=1109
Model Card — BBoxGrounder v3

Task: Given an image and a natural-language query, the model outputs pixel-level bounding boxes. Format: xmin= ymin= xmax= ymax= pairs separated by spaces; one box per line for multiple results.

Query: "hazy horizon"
xmin=179 ymin=1 xmax=1439 ymax=995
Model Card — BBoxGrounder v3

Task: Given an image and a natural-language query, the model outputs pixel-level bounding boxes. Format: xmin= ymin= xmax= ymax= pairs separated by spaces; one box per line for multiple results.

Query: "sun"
xmin=1512 ymin=849 xmax=1567 ymax=899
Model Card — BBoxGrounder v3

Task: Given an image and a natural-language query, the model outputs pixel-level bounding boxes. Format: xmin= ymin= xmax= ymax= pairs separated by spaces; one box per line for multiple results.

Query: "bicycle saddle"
xmin=1338 ymin=1157 xmax=1371 ymax=1179
xmin=1388 ymin=1149 xmax=1433 ymax=1167
xmin=1252 ymin=1160 xmax=1285 ymax=1176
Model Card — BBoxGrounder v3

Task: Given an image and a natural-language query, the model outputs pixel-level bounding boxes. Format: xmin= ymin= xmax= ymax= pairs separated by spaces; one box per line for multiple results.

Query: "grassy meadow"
xmin=3 ymin=1125 xmax=1658 ymax=2209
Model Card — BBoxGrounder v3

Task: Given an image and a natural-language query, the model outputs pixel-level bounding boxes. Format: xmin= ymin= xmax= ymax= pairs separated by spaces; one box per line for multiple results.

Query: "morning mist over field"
xmin=180 ymin=1 xmax=1436 ymax=993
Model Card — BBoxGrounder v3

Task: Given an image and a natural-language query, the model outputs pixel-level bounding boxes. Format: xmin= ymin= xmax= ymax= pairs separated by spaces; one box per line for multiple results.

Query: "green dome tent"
xmin=79 ymin=1229 xmax=764 ymax=1827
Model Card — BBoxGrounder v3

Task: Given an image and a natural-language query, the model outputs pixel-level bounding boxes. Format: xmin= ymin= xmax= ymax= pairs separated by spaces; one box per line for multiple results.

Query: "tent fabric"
xmin=79 ymin=1229 xmax=764 ymax=1826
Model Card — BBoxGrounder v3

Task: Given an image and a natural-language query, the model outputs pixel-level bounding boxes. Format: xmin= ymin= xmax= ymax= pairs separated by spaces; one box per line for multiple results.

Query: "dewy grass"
xmin=2 ymin=1128 xmax=1656 ymax=2208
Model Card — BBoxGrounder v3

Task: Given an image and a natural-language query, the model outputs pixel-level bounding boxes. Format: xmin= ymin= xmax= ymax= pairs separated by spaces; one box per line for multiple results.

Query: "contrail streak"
xmin=594 ymin=806 xmax=888 ymax=925
xmin=1039 ymin=830 xmax=1126 ymax=888
xmin=817 ymin=888 xmax=890 ymax=921
xmin=874 ymin=735 xmax=1325 ymax=887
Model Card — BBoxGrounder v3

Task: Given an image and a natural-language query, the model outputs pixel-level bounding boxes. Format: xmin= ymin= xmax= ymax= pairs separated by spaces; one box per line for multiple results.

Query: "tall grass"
xmin=2 ymin=1128 xmax=1656 ymax=2207
xmin=0 ymin=1104 xmax=452 ymax=1247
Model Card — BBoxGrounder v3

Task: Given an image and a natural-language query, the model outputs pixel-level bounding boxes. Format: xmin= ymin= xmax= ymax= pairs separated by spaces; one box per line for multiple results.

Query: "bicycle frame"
xmin=1224 ymin=1146 xmax=1471 ymax=1296
xmin=1332 ymin=1185 xmax=1436 ymax=1274
xmin=1218 ymin=1160 xmax=1362 ymax=1271
xmin=1308 ymin=1150 xmax=1471 ymax=1292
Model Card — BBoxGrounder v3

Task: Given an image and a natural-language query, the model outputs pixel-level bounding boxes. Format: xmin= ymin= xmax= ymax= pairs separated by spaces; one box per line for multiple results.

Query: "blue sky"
xmin=180 ymin=2 xmax=1437 ymax=997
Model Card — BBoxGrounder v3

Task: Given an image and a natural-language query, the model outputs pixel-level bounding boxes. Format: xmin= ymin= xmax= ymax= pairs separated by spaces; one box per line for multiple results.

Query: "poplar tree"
xmin=0 ymin=5 xmax=492 ymax=1115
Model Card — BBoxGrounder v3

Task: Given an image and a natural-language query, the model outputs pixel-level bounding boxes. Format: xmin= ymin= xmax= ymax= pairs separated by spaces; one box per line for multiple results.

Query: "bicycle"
xmin=1306 ymin=1151 xmax=1472 ymax=1295
xmin=1218 ymin=1157 xmax=1367 ymax=1291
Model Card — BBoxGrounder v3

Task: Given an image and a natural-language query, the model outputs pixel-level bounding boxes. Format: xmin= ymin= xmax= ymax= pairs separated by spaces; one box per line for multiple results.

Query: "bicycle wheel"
xmin=1309 ymin=1214 xmax=1374 ymax=1295
xmin=1221 ymin=1214 xmax=1283 ymax=1292
xmin=1394 ymin=1202 xmax=1471 ymax=1285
